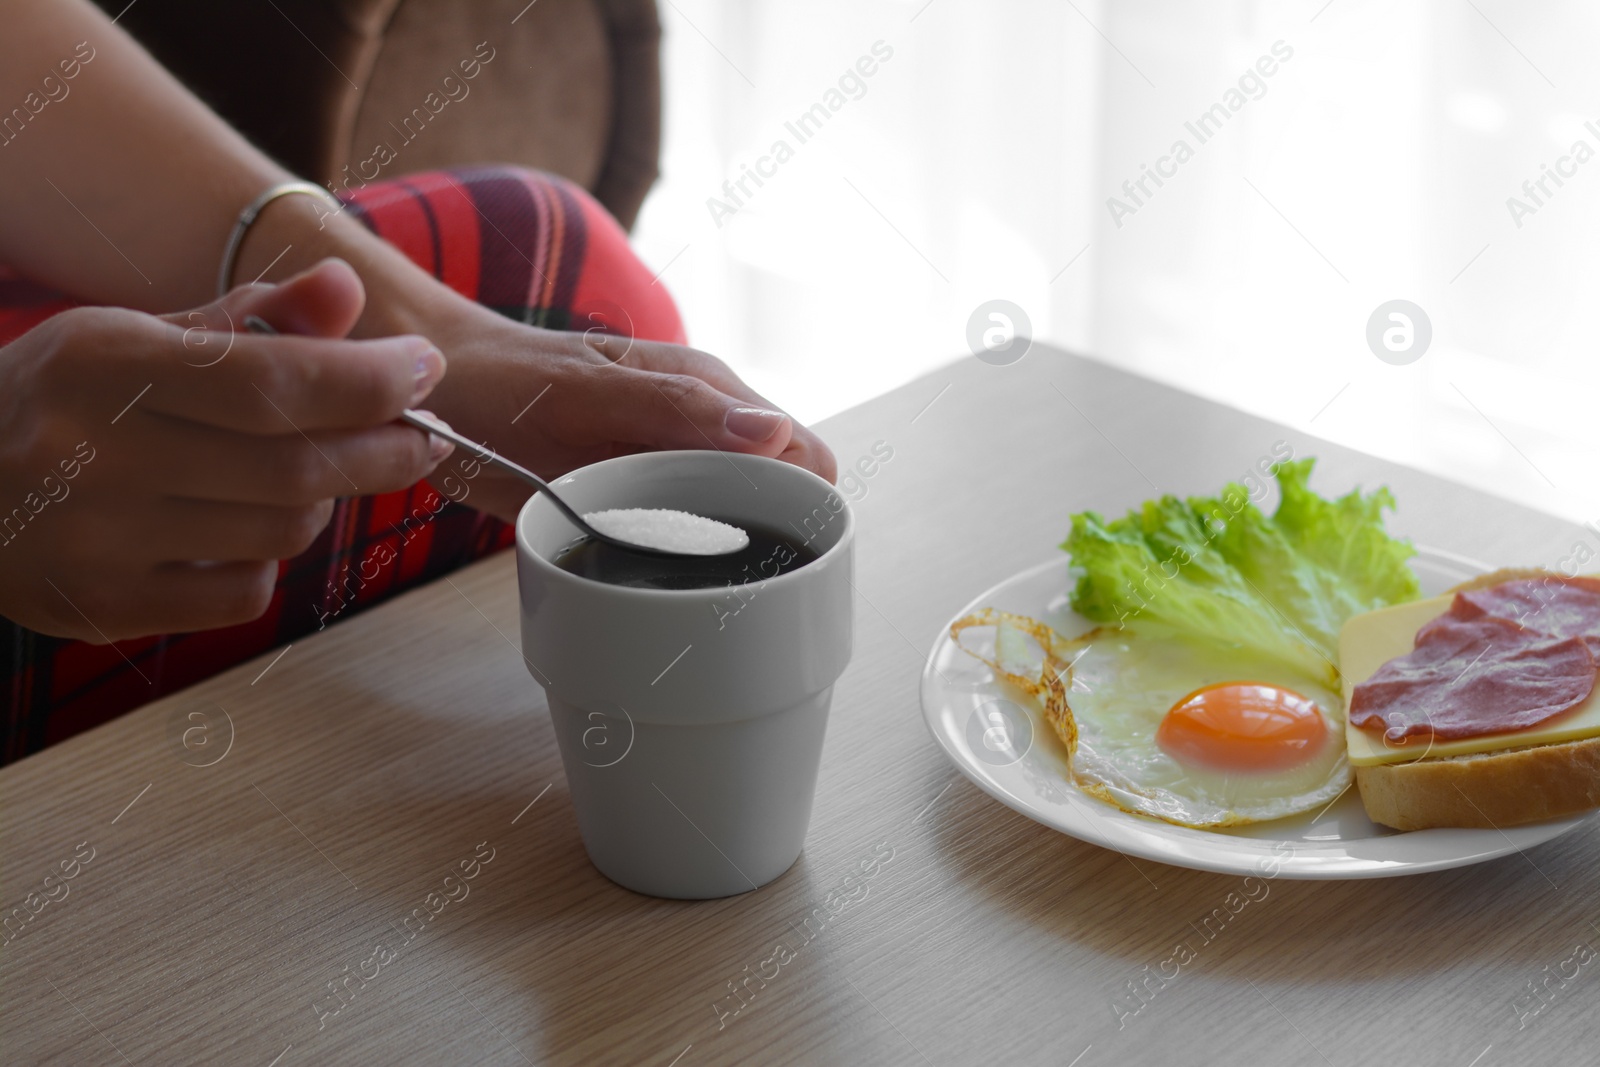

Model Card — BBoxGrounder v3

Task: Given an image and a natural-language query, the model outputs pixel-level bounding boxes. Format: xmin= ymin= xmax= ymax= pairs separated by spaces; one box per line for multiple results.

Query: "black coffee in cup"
xmin=553 ymin=519 xmax=819 ymax=590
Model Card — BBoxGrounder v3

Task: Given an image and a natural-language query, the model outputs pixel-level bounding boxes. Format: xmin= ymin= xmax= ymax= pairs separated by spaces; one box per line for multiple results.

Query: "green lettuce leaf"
xmin=1062 ymin=458 xmax=1419 ymax=686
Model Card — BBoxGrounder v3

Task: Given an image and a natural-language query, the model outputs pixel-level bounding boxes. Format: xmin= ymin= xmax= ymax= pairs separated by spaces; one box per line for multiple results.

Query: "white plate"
xmin=920 ymin=546 xmax=1596 ymax=879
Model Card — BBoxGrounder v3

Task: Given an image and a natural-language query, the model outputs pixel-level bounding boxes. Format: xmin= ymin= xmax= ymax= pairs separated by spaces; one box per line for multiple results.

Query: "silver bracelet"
xmin=216 ymin=180 xmax=343 ymax=298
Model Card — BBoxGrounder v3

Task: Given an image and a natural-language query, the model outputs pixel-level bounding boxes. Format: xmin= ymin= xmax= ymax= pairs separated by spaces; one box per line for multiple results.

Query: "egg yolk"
xmin=1156 ymin=682 xmax=1328 ymax=772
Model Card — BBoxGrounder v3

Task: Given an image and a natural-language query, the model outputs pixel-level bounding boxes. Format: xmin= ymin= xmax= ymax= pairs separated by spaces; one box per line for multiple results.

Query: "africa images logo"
xmin=579 ymin=705 xmax=635 ymax=769
xmin=166 ymin=704 xmax=236 ymax=768
xmin=965 ymin=698 xmax=1034 ymax=766
xmin=1365 ymin=300 xmax=1431 ymax=366
xmin=967 ymin=300 xmax=1032 ymax=366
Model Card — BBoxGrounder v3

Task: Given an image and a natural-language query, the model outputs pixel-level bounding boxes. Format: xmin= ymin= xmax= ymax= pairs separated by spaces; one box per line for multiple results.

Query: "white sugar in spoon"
xmin=243 ymin=316 xmax=749 ymax=557
xmin=580 ymin=508 xmax=748 ymax=555
xmin=398 ymin=412 xmax=749 ymax=556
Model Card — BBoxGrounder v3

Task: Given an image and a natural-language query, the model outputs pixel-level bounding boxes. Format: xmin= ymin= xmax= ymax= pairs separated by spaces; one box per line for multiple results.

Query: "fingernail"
xmin=410 ymin=341 xmax=446 ymax=405
xmin=413 ymin=410 xmax=455 ymax=462
xmin=725 ymin=406 xmax=788 ymax=442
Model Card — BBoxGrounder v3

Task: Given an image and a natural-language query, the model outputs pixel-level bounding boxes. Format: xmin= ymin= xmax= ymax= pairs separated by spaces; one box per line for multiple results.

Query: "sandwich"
xmin=1341 ymin=568 xmax=1600 ymax=830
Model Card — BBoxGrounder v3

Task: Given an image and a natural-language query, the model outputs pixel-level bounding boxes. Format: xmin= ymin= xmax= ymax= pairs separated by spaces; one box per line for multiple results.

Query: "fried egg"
xmin=1061 ymin=626 xmax=1349 ymax=827
xmin=954 ymin=610 xmax=1349 ymax=828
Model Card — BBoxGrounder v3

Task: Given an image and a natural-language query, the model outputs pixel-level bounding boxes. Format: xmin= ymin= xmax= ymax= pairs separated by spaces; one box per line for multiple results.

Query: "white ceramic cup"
xmin=515 ymin=451 xmax=854 ymax=899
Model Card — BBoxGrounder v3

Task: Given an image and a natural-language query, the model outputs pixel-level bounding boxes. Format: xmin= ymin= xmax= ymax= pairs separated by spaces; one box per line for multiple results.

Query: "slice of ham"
xmin=1449 ymin=576 xmax=1600 ymax=654
xmin=1350 ymin=611 xmax=1598 ymax=741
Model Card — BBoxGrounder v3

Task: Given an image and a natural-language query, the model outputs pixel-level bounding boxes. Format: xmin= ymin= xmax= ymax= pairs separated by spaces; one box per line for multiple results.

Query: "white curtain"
xmin=632 ymin=0 xmax=1598 ymax=523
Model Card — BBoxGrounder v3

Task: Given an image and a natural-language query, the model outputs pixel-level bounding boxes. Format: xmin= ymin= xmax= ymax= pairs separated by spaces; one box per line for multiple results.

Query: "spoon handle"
xmin=241 ymin=314 xmax=596 ymax=538
xmin=396 ymin=409 xmax=536 ymax=485
xmin=399 ymin=410 xmax=596 ymax=532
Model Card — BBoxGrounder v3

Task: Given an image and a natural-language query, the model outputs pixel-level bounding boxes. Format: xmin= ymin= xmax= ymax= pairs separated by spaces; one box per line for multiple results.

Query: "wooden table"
xmin=3 ymin=347 xmax=1595 ymax=1066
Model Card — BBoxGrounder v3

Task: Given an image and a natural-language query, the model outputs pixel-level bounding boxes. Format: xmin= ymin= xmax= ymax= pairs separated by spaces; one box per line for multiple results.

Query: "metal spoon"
xmin=241 ymin=315 xmax=747 ymax=557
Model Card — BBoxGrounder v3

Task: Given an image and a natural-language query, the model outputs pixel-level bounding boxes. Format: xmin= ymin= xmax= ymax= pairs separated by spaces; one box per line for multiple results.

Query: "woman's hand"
xmin=221 ymin=181 xmax=837 ymax=522
xmin=399 ymin=293 xmax=839 ymax=522
xmin=0 ymin=261 xmax=453 ymax=642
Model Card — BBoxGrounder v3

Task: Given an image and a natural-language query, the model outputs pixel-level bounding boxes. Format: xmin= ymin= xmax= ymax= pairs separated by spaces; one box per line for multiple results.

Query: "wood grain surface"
xmin=2 ymin=347 xmax=1595 ymax=1066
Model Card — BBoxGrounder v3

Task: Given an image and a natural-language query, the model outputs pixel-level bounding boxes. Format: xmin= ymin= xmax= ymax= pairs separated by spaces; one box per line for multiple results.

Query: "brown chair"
xmin=95 ymin=0 xmax=662 ymax=230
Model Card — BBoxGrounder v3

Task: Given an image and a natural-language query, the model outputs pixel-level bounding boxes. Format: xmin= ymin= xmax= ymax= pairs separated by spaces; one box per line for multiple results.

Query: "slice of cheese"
xmin=1340 ymin=593 xmax=1600 ymax=767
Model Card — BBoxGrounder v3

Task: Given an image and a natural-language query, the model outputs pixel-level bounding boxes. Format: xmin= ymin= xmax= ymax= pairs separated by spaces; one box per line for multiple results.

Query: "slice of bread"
xmin=1355 ymin=735 xmax=1600 ymax=831
xmin=1352 ymin=567 xmax=1600 ymax=830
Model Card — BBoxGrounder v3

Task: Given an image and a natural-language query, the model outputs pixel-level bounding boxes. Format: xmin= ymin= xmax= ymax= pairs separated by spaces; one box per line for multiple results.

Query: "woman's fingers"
xmin=58 ymin=497 xmax=337 ymax=564
xmin=116 ymin=561 xmax=282 ymax=640
xmin=145 ymin=326 xmax=444 ymax=432
xmin=168 ymin=258 xmax=368 ymax=341
xmin=778 ymin=431 xmax=838 ymax=485
xmin=0 ymin=260 xmax=457 ymax=645
xmin=223 ymin=257 xmax=368 ymax=339
xmin=39 ymin=560 xmax=281 ymax=644
xmin=143 ymin=258 xmax=419 ymax=429
xmin=554 ymin=359 xmax=797 ymax=458
xmin=116 ymin=413 xmax=451 ymax=505
xmin=596 ymin=336 xmax=839 ymax=483
xmin=55 ymin=304 xmax=444 ymax=434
